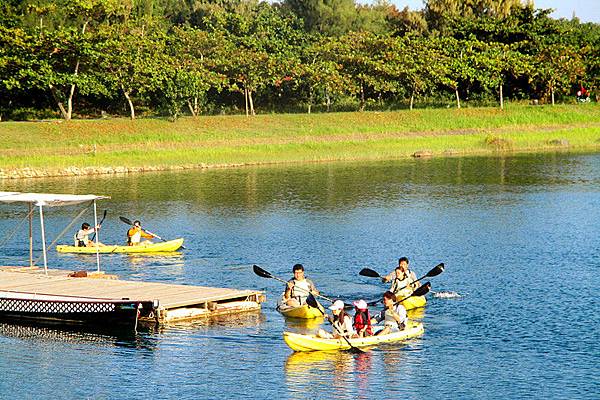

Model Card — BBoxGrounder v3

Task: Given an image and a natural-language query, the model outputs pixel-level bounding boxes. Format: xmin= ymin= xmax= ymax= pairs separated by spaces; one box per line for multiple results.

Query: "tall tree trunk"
xmin=455 ymin=87 xmax=461 ymax=109
xmin=66 ymin=60 xmax=79 ymax=119
xmin=248 ymin=89 xmax=255 ymax=116
xmin=187 ymin=97 xmax=199 ymax=117
xmin=325 ymin=89 xmax=331 ymax=112
xmin=244 ymin=86 xmax=249 ymax=117
xmin=307 ymin=87 xmax=313 ymax=114
xmin=122 ymin=87 xmax=135 ymax=120
xmin=359 ymin=83 xmax=365 ymax=111
xmin=499 ymin=83 xmax=504 ymax=110
xmin=551 ymin=85 xmax=555 ymax=106
xmin=49 ymin=85 xmax=69 ymax=120
xmin=409 ymin=92 xmax=414 ymax=110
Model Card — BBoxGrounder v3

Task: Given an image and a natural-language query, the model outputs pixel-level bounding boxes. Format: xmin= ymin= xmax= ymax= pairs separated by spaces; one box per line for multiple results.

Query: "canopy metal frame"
xmin=0 ymin=192 xmax=110 ymax=275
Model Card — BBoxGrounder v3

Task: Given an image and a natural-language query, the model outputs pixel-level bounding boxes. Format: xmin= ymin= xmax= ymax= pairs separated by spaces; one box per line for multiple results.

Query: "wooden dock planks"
xmin=0 ymin=266 xmax=264 ymax=323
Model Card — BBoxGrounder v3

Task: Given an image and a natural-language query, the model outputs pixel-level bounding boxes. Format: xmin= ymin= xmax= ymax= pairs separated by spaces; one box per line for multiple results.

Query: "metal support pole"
xmin=93 ymin=200 xmax=100 ymax=273
xmin=28 ymin=203 xmax=33 ymax=267
xmin=38 ymin=205 xmax=48 ymax=275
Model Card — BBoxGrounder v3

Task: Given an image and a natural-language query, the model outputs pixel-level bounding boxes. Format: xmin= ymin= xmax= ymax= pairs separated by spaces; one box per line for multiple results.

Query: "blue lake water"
xmin=0 ymin=153 xmax=599 ymax=399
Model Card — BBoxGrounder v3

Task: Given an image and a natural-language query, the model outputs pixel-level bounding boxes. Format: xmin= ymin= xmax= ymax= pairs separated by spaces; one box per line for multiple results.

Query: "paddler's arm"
xmin=141 ymin=230 xmax=155 ymax=239
xmin=284 ymin=280 xmax=294 ymax=300
xmin=381 ymin=271 xmax=394 ymax=283
xmin=307 ymin=279 xmax=320 ymax=295
xmin=410 ymin=271 xmax=421 ymax=288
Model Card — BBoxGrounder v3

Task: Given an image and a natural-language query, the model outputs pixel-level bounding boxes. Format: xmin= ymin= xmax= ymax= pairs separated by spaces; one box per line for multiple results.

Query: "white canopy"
xmin=0 ymin=192 xmax=109 ymax=207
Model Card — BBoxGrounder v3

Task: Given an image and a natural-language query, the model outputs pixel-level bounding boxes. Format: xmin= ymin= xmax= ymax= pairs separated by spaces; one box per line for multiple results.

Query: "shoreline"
xmin=3 ymin=104 xmax=600 ymax=179
xmin=3 ymin=143 xmax=600 ymax=180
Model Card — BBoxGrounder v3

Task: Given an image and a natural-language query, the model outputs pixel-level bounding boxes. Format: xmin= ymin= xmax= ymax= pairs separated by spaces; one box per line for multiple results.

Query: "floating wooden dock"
xmin=0 ymin=266 xmax=265 ymax=325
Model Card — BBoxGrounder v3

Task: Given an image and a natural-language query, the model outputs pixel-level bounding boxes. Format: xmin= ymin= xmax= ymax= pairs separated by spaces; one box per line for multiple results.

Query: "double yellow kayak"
xmin=56 ymin=238 xmax=184 ymax=253
xmin=401 ymin=295 xmax=426 ymax=311
xmin=284 ymin=320 xmax=424 ymax=352
xmin=276 ymin=297 xmax=325 ymax=319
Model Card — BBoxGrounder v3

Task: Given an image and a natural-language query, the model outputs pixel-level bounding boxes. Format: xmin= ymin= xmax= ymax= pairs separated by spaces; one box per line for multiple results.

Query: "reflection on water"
xmin=156 ymin=311 xmax=266 ymax=334
xmin=285 ymin=350 xmax=378 ymax=400
xmin=282 ymin=315 xmax=326 ymax=333
xmin=1 ymin=153 xmax=600 ymax=399
xmin=0 ymin=321 xmax=157 ymax=351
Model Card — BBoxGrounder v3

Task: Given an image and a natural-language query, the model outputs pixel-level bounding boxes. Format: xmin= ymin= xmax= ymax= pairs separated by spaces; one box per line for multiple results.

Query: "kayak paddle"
xmin=363 ymin=263 xmax=444 ymax=306
xmin=90 ymin=209 xmax=107 ymax=241
xmin=306 ymin=293 xmax=365 ymax=354
xmin=119 ymin=216 xmax=186 ymax=249
xmin=395 ymin=281 xmax=431 ymax=304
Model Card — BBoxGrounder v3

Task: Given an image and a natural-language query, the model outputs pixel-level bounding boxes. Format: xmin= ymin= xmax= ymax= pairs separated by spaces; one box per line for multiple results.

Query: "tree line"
xmin=1 ymin=0 xmax=598 ymax=121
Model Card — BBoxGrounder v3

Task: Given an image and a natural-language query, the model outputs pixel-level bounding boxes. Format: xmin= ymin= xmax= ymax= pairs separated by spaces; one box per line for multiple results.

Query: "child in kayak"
xmin=371 ymin=291 xmax=407 ymax=336
xmin=381 ymin=257 xmax=420 ymax=299
xmin=317 ymin=300 xmax=356 ymax=339
xmin=352 ymin=299 xmax=373 ymax=337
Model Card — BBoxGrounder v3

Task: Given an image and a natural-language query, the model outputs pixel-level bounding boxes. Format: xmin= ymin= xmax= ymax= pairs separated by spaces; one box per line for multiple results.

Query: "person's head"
xmin=292 ymin=263 xmax=305 ymax=280
xmin=353 ymin=299 xmax=368 ymax=311
xmin=133 ymin=220 xmax=141 ymax=227
xmin=397 ymin=257 xmax=409 ymax=273
xmin=329 ymin=300 xmax=345 ymax=315
xmin=81 ymin=223 xmax=90 ymax=230
xmin=382 ymin=291 xmax=396 ymax=307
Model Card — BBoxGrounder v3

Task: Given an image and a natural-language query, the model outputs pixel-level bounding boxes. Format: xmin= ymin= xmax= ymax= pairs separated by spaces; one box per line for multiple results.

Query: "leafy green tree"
xmin=159 ymin=27 xmax=227 ymax=118
xmin=296 ymin=36 xmax=351 ymax=113
xmin=95 ymin=22 xmax=166 ymax=119
xmin=283 ymin=0 xmax=359 ymax=36
xmin=204 ymin=5 xmax=304 ymax=115
xmin=329 ymin=32 xmax=401 ymax=111
xmin=531 ymin=44 xmax=584 ymax=104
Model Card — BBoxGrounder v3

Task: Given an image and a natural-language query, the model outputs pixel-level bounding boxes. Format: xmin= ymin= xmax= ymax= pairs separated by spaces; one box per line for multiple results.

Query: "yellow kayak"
xmin=56 ymin=238 xmax=184 ymax=253
xmin=283 ymin=320 xmax=424 ymax=352
xmin=276 ymin=296 xmax=325 ymax=319
xmin=401 ymin=295 xmax=426 ymax=311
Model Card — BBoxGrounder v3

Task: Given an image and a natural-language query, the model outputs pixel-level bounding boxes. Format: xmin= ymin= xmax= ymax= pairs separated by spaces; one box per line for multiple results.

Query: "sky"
xmin=389 ymin=1 xmax=600 ymax=23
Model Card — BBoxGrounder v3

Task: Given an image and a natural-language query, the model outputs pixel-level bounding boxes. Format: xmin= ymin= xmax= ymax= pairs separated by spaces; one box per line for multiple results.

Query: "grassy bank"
xmin=2 ymin=103 xmax=600 ymax=178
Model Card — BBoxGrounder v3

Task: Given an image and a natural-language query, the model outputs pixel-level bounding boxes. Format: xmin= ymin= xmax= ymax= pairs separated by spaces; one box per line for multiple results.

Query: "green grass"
xmin=2 ymin=103 xmax=600 ymax=176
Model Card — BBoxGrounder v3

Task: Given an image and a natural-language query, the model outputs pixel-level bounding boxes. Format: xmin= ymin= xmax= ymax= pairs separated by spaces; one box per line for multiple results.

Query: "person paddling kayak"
xmin=283 ymin=263 xmax=320 ymax=307
xmin=127 ymin=220 xmax=156 ymax=246
xmin=381 ymin=257 xmax=420 ymax=298
xmin=317 ymin=300 xmax=356 ymax=339
xmin=371 ymin=291 xmax=407 ymax=336
xmin=75 ymin=223 xmax=104 ymax=247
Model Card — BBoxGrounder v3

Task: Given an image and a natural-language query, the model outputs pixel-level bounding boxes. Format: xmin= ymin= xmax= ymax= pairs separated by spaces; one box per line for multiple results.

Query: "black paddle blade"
xmin=347 ymin=345 xmax=366 ymax=354
xmin=425 ymin=263 xmax=445 ymax=278
xmin=252 ymin=265 xmax=273 ymax=279
xmin=412 ymin=282 xmax=431 ymax=297
xmin=359 ymin=268 xmax=381 ymax=278
xmin=119 ymin=216 xmax=133 ymax=225
xmin=305 ymin=293 xmax=323 ymax=313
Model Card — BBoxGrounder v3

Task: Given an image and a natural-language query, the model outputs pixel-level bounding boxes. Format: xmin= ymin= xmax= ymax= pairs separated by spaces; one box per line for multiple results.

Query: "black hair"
xmin=398 ymin=257 xmax=409 ymax=264
xmin=292 ymin=263 xmax=304 ymax=272
xmin=383 ymin=291 xmax=397 ymax=302
xmin=134 ymin=220 xmax=141 ymax=226
xmin=82 ymin=223 xmax=90 ymax=229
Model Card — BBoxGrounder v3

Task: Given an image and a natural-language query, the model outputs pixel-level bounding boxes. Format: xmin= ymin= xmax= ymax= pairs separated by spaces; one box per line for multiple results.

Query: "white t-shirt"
xmin=333 ymin=314 xmax=356 ymax=337
xmin=373 ymin=304 xmax=407 ymax=330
